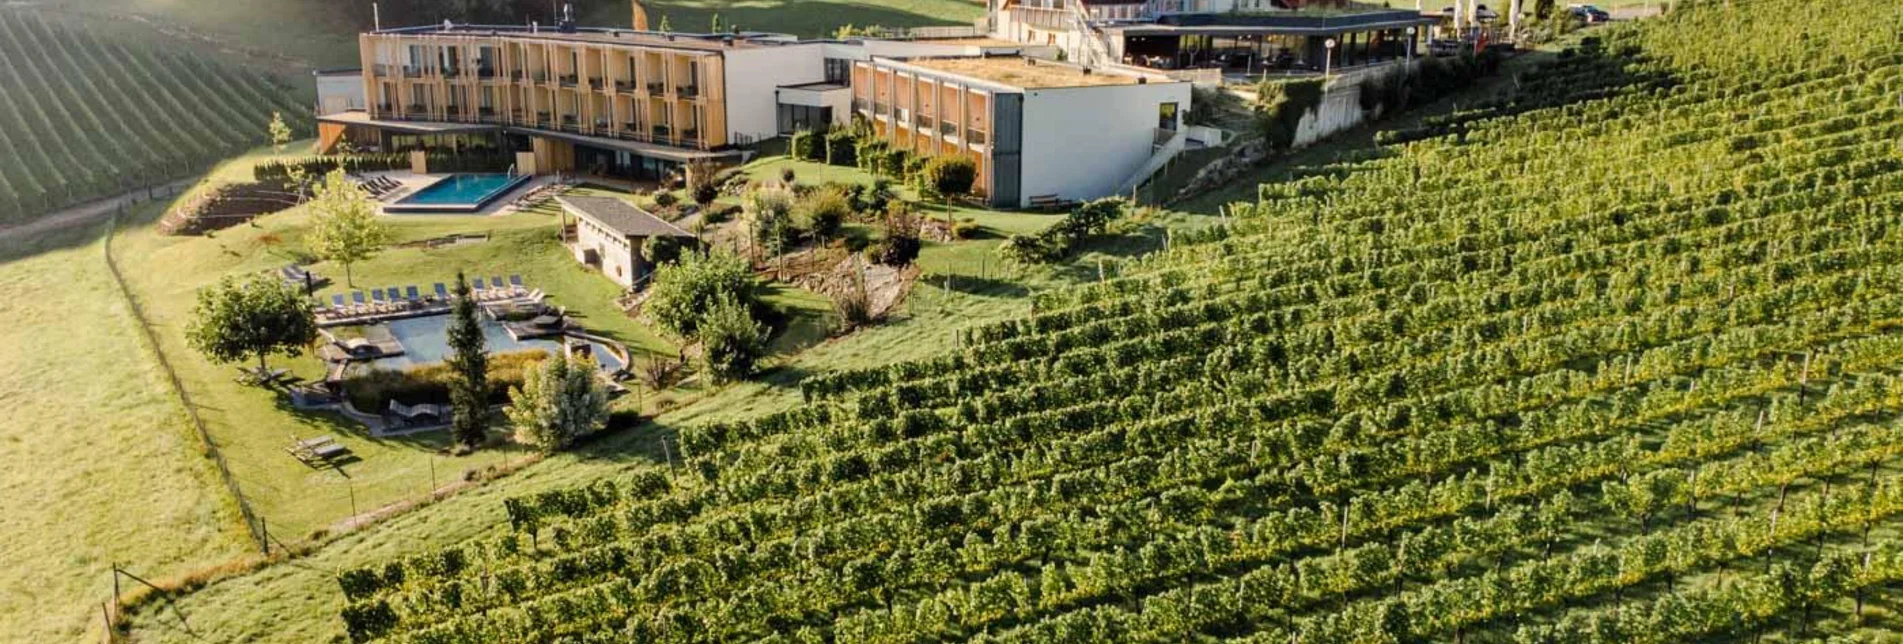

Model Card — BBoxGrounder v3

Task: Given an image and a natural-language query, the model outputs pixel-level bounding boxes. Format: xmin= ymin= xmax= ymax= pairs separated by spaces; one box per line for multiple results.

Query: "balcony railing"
xmin=873 ymin=102 xmax=889 ymax=117
xmin=445 ymin=105 xmax=462 ymax=116
xmin=652 ymin=125 xmax=672 ymax=139
xmin=853 ymin=97 xmax=870 ymax=112
xmin=968 ymin=129 xmax=988 ymax=145
xmin=476 ymin=66 xmax=496 ymax=79
xmin=939 ymin=121 xmax=957 ymax=137
xmin=917 ymin=114 xmax=935 ymax=131
xmin=401 ymin=66 xmax=427 ymax=78
xmin=646 ymin=81 xmax=666 ymax=94
xmin=373 ymin=64 xmax=395 ymax=77
xmin=622 ymin=122 xmax=638 ymax=133
xmin=533 ymin=72 xmax=549 ymax=83
xmin=559 ymin=74 xmax=579 ymax=87
xmin=679 ymin=85 xmax=699 ymax=98
xmin=614 ymin=80 xmax=634 ymax=93
xmin=443 ymin=67 xmax=461 ymax=77
xmin=593 ymin=119 xmax=611 ymax=131
xmin=406 ymin=103 xmax=427 ymax=114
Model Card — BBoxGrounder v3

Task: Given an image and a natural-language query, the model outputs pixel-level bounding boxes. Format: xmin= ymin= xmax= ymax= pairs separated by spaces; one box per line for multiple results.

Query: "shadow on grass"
xmin=935 ymin=274 xmax=1031 ymax=298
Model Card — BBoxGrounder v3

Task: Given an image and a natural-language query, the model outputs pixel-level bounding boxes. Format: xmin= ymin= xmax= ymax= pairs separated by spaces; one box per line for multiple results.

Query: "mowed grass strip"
xmin=0 ymin=217 xmax=248 ymax=644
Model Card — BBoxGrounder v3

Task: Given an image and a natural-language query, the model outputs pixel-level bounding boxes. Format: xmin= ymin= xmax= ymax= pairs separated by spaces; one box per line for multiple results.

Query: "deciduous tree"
xmin=307 ymin=169 xmax=390 ymax=287
xmin=185 ymin=276 xmax=318 ymax=378
xmin=506 ymin=352 xmax=609 ymax=452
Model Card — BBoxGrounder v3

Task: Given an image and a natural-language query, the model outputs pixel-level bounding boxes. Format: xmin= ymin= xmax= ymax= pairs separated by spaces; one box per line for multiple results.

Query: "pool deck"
xmin=366 ymin=171 xmax=566 ymax=217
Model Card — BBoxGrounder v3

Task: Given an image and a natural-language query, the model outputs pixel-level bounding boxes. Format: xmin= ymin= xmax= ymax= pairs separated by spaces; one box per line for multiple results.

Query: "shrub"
xmin=878 ymin=148 xmax=910 ymax=179
xmin=742 ymin=186 xmax=798 ymax=250
xmin=877 ymin=203 xmax=923 ymax=266
xmin=921 ymin=155 xmax=978 ymax=203
xmin=342 ymin=349 xmax=548 ymax=412
xmin=855 ymin=139 xmax=889 ymax=172
xmin=637 ymin=355 xmax=687 ymax=390
xmin=505 ymin=353 xmax=610 ymax=453
xmin=849 ymin=178 xmax=895 ymax=218
xmin=699 ymin=293 xmax=767 ymax=384
xmin=793 ymin=185 xmax=852 ymax=240
xmin=645 ymin=250 xmax=760 ymax=339
xmin=831 ymin=268 xmax=879 ymax=330
xmin=789 ymin=130 xmax=823 ymax=161
xmin=1252 ymin=78 xmax=1325 ymax=151
xmin=825 ymin=129 xmax=860 ymax=166
xmin=653 ymin=191 xmax=679 ymax=209
xmin=999 ymin=197 xmax=1129 ymax=265
xmin=781 ymin=167 xmax=797 ymax=184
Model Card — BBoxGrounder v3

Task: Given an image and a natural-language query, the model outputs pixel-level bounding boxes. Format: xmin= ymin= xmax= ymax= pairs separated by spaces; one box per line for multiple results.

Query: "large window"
xmin=824 ymin=58 xmax=853 ymax=84
xmin=1158 ymin=102 xmax=1179 ymax=131
xmin=778 ymin=104 xmax=833 ymax=134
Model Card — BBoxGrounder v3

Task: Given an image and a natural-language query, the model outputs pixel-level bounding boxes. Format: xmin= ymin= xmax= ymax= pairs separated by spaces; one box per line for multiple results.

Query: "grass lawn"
xmin=103 ymin=143 xmax=1064 ymax=546
xmin=116 ymin=151 xmax=1080 ymax=643
xmin=0 ymin=216 xmax=248 ymax=644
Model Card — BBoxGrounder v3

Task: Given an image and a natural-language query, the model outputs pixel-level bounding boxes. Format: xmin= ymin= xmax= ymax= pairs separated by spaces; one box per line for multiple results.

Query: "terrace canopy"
xmin=1105 ymin=9 xmax=1437 ymax=74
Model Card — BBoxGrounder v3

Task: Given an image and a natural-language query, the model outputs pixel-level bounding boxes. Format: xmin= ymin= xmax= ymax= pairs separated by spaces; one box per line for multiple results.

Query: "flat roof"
xmin=906 ymin=57 xmax=1143 ymax=88
xmin=317 ymin=111 xmax=495 ymax=134
xmin=912 ymin=37 xmax=1032 ymax=47
xmin=779 ymin=81 xmax=850 ymax=91
xmin=370 ymin=24 xmax=760 ymax=51
xmin=557 ymin=196 xmax=695 ymax=238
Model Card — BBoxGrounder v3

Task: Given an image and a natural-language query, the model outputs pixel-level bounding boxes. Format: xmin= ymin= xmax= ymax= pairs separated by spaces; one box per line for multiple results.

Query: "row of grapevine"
xmin=0 ymin=8 xmax=310 ymax=224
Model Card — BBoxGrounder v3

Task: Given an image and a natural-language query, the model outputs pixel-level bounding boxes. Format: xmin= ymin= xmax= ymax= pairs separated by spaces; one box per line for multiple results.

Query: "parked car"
xmin=1568 ymin=4 xmax=1612 ymax=23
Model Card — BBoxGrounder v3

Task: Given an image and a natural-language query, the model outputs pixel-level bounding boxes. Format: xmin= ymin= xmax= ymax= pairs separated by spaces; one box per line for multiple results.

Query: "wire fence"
xmin=101 ymin=197 xmax=268 ymax=554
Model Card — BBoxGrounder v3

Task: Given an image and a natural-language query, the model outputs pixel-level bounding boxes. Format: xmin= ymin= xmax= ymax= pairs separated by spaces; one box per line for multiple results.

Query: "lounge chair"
xmin=386 ymin=287 xmax=404 ymax=310
xmin=433 ymin=283 xmax=449 ymax=301
xmin=406 ymin=286 xmax=422 ymax=303
xmin=369 ymin=289 xmax=388 ymax=313
xmin=350 ymin=291 xmax=368 ymax=314
xmin=509 ymin=274 xmax=525 ymax=295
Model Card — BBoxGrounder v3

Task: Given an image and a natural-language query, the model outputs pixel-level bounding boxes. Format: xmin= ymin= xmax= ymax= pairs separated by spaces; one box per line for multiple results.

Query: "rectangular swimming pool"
xmin=384 ymin=173 xmax=532 ymax=214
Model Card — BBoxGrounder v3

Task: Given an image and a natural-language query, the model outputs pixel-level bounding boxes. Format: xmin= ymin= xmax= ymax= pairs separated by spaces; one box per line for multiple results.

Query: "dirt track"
xmin=0 ymin=180 xmax=194 ymax=241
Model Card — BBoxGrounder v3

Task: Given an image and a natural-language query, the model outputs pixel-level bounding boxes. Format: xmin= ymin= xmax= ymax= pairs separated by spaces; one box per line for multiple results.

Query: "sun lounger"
xmin=433 ymin=283 xmax=449 ymax=301
xmin=406 ymin=286 xmax=422 ymax=303
xmin=509 ymin=274 xmax=525 ymax=289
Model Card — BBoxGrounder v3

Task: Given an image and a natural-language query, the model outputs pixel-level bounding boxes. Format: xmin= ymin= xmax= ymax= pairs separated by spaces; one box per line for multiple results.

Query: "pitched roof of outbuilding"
xmin=557 ymin=196 xmax=695 ymax=238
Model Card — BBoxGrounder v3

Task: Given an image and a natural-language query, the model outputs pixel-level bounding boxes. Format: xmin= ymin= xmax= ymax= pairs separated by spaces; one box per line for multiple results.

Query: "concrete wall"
xmin=316 ymin=72 xmax=367 ymax=115
xmin=723 ymin=44 xmax=826 ymax=144
xmin=1016 ymin=80 xmax=1192 ymax=206
xmin=775 ymin=86 xmax=853 ymax=128
xmin=574 ymin=218 xmax=640 ymax=289
xmin=1292 ymin=60 xmax=1414 ymax=148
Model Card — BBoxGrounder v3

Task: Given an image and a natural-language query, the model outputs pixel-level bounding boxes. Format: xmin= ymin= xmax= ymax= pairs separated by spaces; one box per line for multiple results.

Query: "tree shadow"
xmin=932 ymin=274 xmax=1030 ymax=298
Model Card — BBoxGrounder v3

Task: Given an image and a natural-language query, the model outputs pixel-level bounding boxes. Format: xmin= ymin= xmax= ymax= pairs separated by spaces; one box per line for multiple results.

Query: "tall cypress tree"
xmin=446 ymin=272 xmax=490 ymax=449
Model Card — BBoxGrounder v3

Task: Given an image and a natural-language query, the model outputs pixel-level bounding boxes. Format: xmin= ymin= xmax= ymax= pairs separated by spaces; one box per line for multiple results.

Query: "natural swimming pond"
xmin=385 ymin=173 xmax=531 ymax=213
xmin=366 ymin=315 xmax=624 ymax=371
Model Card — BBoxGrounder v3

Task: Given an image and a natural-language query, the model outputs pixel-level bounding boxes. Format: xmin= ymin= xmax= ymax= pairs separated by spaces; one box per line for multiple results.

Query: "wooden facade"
xmin=851 ymin=61 xmax=994 ymax=199
xmin=359 ymin=31 xmax=731 ymax=151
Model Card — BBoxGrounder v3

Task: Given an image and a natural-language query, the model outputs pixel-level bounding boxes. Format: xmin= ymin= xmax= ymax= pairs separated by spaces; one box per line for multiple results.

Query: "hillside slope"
xmin=134 ymin=1 xmax=1903 ymax=641
xmin=0 ymin=8 xmax=309 ymax=225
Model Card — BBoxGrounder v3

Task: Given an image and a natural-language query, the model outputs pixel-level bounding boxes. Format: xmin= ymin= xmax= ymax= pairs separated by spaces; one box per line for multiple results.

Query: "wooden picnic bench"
xmin=286 ymin=434 xmax=351 ymax=466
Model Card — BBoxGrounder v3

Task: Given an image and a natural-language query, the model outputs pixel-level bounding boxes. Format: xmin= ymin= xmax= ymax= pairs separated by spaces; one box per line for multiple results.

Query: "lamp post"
xmin=1406 ymin=26 xmax=1417 ymax=65
xmin=1324 ymin=38 xmax=1336 ymax=79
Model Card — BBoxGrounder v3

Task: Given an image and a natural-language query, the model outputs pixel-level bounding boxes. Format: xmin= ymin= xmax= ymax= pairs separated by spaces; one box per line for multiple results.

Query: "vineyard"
xmin=0 ymin=8 xmax=309 ymax=225
xmin=327 ymin=1 xmax=1903 ymax=642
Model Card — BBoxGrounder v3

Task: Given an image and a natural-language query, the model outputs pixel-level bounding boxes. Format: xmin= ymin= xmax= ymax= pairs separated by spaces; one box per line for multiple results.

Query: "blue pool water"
xmin=387 ymin=173 xmax=530 ymax=213
xmin=368 ymin=315 xmax=624 ymax=371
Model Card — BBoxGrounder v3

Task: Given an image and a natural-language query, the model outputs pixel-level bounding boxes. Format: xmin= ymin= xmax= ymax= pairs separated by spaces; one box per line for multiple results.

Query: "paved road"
xmin=0 ymin=179 xmax=195 ymax=241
